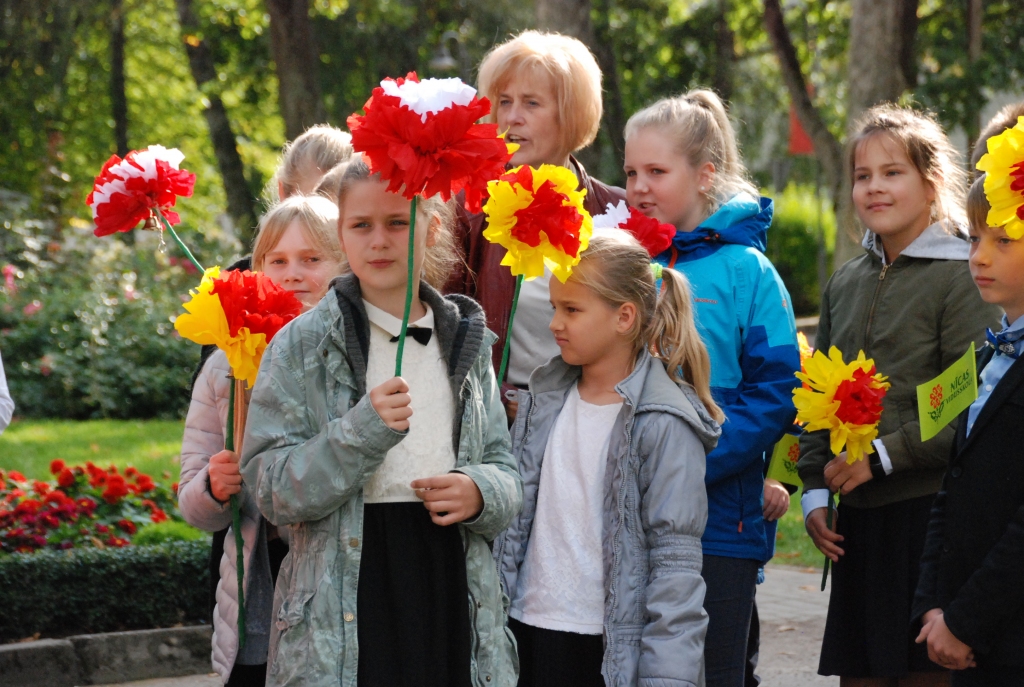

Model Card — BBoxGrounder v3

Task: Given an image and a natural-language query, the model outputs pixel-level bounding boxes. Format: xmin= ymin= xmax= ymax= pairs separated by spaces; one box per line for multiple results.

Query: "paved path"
xmin=755 ymin=563 xmax=838 ymax=686
xmin=96 ymin=564 xmax=837 ymax=687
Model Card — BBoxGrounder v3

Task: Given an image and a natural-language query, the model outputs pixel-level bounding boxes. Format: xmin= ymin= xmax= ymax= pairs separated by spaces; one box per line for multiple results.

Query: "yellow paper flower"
xmin=793 ymin=346 xmax=890 ymax=463
xmin=174 ymin=267 xmax=301 ymax=387
xmin=977 ymin=116 xmax=1024 ymax=239
xmin=482 ymin=164 xmax=593 ymax=282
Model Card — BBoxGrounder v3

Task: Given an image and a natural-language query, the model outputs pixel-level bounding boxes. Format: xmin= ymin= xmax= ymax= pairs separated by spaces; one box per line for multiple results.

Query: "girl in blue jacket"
xmin=623 ymin=90 xmax=801 ymax=687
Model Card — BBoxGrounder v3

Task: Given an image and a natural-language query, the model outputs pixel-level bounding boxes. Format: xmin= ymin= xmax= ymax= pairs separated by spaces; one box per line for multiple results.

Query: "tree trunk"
xmin=266 ymin=0 xmax=324 ymax=141
xmin=713 ymin=0 xmax=734 ymax=105
xmin=589 ymin=0 xmax=625 ymax=167
xmin=763 ymin=0 xmax=919 ymax=270
xmin=110 ymin=0 xmax=129 ymax=158
xmin=175 ymin=0 xmax=258 ymax=245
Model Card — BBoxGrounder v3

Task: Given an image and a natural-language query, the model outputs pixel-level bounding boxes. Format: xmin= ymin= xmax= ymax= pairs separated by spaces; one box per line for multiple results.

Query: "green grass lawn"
xmin=772 ymin=492 xmax=825 ymax=569
xmin=1 ymin=419 xmax=185 ymax=482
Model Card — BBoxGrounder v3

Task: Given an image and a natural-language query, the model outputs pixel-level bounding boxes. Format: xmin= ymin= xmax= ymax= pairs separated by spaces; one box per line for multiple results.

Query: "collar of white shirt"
xmin=361 ymin=299 xmax=434 ymax=339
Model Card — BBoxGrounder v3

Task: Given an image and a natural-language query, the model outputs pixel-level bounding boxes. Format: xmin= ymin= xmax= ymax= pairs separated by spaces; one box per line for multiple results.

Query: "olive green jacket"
xmin=797 ymin=225 xmax=1002 ymax=508
xmin=240 ymin=275 xmax=522 ymax=687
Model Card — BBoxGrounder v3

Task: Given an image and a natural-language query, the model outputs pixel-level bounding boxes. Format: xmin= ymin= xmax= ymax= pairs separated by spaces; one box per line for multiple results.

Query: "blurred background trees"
xmin=1 ymin=0 xmax=1022 ymax=417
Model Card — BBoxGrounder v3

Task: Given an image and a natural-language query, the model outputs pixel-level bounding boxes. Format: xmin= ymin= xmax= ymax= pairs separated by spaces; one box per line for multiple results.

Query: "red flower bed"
xmin=0 ymin=462 xmax=178 ymax=554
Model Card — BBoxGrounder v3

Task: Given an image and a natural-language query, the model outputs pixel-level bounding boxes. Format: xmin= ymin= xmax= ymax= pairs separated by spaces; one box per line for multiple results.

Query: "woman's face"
xmin=496 ymin=69 xmax=567 ymax=169
xmin=261 ymin=221 xmax=342 ymax=308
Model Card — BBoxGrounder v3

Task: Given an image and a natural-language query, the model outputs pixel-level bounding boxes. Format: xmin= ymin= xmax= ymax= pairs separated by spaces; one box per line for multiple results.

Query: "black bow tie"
xmin=390 ymin=328 xmax=432 ymax=346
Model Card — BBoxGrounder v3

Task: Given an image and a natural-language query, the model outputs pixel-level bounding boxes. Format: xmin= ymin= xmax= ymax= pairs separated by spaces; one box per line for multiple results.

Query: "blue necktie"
xmin=985 ymin=328 xmax=1023 ymax=359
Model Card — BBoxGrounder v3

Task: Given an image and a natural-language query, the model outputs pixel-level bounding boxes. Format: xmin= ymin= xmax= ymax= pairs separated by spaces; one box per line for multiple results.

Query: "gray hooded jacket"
xmin=494 ymin=350 xmax=720 ymax=687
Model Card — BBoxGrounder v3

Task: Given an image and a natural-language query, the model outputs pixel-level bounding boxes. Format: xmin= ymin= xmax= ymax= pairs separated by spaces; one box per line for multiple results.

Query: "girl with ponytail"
xmin=494 ymin=230 xmax=722 ymax=686
xmin=624 ymin=89 xmax=802 ymax=686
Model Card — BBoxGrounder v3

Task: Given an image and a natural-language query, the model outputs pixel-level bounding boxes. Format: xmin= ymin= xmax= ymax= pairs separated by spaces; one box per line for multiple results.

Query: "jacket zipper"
xmin=601 ymin=400 xmax=633 ymax=682
xmin=864 ymin=263 xmax=889 ymax=356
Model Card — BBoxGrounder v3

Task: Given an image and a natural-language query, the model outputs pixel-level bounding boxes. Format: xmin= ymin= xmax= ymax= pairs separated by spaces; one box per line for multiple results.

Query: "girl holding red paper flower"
xmin=796 ymin=105 xmax=1000 ymax=683
xmin=240 ymin=160 xmax=521 ymax=687
xmin=176 ymin=195 xmax=345 ymax=687
xmin=446 ymin=30 xmax=626 ymax=420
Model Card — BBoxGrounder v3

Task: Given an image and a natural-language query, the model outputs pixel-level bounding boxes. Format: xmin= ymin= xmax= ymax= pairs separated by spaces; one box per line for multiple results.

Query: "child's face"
xmin=969 ymin=224 xmax=1024 ymax=321
xmin=261 ymin=220 xmax=342 ymax=308
xmin=496 ymin=68 xmax=565 ymax=168
xmin=852 ymin=132 xmax=936 ymax=250
xmin=337 ymin=179 xmax=435 ymax=309
xmin=549 ymin=274 xmax=635 ymax=368
xmin=624 ymin=127 xmax=714 ymax=233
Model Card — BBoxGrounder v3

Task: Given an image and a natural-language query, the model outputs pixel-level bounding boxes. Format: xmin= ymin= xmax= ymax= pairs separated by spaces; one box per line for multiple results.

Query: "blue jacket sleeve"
xmin=704 ymin=259 xmax=800 ymax=488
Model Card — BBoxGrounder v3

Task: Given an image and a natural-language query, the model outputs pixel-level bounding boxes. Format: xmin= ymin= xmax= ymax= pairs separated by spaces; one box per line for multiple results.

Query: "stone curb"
xmin=0 ymin=625 xmax=212 ymax=687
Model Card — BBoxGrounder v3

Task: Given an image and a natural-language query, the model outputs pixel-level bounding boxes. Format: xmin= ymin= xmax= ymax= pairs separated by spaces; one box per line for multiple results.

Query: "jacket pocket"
xmin=276 ymin=589 xmax=315 ymax=632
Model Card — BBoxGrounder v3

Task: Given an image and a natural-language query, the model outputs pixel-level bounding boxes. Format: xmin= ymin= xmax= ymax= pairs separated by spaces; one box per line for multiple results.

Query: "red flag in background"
xmin=788 ymin=104 xmax=815 ymax=156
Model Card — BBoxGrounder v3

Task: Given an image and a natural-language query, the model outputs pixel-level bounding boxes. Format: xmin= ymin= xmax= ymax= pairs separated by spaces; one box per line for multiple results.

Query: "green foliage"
xmin=766 ymin=184 xmax=836 ymax=317
xmin=0 ymin=195 xmax=212 ymax=420
xmin=0 ymin=540 xmax=209 ymax=641
xmin=133 ymin=520 xmax=209 ymax=545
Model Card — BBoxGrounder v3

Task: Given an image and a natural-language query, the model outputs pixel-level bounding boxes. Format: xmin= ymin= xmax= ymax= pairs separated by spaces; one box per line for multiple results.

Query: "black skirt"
xmin=508 ymin=617 xmax=604 ymax=687
xmin=818 ymin=493 xmax=944 ymax=677
xmin=357 ymin=502 xmax=472 ymax=687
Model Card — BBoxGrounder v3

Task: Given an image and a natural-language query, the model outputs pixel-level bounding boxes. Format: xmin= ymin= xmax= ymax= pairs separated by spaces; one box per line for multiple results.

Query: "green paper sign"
xmin=766 ymin=433 xmax=802 ymax=487
xmin=917 ymin=345 xmax=978 ymax=442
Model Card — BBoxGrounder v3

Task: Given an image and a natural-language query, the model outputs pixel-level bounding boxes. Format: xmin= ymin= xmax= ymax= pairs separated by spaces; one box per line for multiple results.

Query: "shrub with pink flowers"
xmin=0 ymin=461 xmax=180 ymax=555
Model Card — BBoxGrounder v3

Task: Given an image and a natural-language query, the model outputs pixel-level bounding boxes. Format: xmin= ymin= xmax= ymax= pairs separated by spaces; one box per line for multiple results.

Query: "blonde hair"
xmin=966 ymin=174 xmax=991 ymax=232
xmin=478 ymin=30 xmax=603 ymax=157
xmin=251 ymin=195 xmax=346 ymax=273
xmin=848 ymin=104 xmax=968 ymax=229
xmin=971 ymin=101 xmax=1024 ymax=174
xmin=625 ymin=89 xmax=759 ymax=218
xmin=269 ymin=125 xmax=354 ymax=201
xmin=570 ymin=231 xmax=724 ymax=423
xmin=336 ymin=158 xmax=459 ymax=290
xmin=314 ymin=162 xmax=350 ymax=203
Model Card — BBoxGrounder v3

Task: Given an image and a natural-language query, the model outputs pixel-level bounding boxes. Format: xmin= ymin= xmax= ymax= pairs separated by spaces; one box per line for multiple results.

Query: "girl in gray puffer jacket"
xmin=494 ymin=231 xmax=723 ymax=687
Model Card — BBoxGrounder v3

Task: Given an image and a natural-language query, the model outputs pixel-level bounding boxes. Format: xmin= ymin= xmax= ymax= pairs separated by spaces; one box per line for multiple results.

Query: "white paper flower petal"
xmin=381 ymin=77 xmax=477 ymax=122
xmin=591 ymin=200 xmax=631 ymax=230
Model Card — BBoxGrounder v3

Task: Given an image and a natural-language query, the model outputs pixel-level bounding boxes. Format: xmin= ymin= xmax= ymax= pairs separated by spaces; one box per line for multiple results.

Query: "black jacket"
xmin=913 ymin=345 xmax=1024 ymax=665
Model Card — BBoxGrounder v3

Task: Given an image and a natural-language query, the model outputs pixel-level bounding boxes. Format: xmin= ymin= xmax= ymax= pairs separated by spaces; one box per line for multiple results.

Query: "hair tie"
xmin=650 ymin=262 xmax=664 ymax=281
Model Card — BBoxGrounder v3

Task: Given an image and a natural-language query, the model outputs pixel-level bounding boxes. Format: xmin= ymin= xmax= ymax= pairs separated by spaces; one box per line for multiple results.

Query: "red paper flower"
xmin=347 ymin=72 xmax=514 ymax=213
xmin=832 ymin=367 xmax=887 ymax=426
xmin=49 ymin=459 xmax=66 ymax=475
xmin=592 ymin=201 xmax=676 ymax=257
xmin=86 ymin=145 xmax=196 ymax=237
xmin=211 ymin=270 xmax=302 ymax=341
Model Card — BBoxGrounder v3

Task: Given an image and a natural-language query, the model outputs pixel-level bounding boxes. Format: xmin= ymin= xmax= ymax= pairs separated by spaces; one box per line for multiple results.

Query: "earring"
xmin=699 ymin=186 xmax=705 ymax=192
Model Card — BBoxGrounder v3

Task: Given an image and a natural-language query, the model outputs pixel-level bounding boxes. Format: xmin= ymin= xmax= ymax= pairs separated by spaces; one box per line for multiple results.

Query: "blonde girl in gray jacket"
xmin=177 ymin=195 xmax=346 ymax=686
xmin=494 ymin=230 xmax=723 ymax=687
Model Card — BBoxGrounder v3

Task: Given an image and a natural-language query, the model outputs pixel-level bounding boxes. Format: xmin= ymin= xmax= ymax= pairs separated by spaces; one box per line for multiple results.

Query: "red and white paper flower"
xmin=591 ymin=201 xmax=676 ymax=257
xmin=86 ymin=145 xmax=196 ymax=237
xmin=347 ymin=72 xmax=515 ymax=213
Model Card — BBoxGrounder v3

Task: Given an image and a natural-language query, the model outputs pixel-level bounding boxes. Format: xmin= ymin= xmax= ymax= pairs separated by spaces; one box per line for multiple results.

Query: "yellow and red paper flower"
xmin=592 ymin=200 xmax=676 ymax=257
xmin=482 ymin=164 xmax=593 ymax=282
xmin=793 ymin=346 xmax=890 ymax=463
xmin=173 ymin=267 xmax=302 ymax=387
xmin=86 ymin=145 xmax=196 ymax=237
xmin=977 ymin=116 xmax=1024 ymax=239
xmin=347 ymin=72 xmax=516 ymax=213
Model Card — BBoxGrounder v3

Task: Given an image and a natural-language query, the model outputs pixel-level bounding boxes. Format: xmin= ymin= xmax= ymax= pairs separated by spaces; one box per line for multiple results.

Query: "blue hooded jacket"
xmin=654 ymin=193 xmax=800 ymax=562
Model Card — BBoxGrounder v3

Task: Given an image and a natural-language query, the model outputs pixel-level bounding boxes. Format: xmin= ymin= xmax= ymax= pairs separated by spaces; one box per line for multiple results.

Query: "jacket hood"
xmin=861 ymin=221 xmax=970 ymax=262
xmin=529 ymin=350 xmax=721 ymax=454
xmin=669 ymin=192 xmax=773 ymax=258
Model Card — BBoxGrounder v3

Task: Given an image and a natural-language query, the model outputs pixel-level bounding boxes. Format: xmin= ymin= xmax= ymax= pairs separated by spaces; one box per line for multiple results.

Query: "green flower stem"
xmin=496 ymin=274 xmax=524 ymax=386
xmin=154 ymin=209 xmax=205 ymax=273
xmin=394 ymin=195 xmax=417 ymax=377
xmin=820 ymin=493 xmax=834 ymax=592
xmin=224 ymin=380 xmax=246 ymax=649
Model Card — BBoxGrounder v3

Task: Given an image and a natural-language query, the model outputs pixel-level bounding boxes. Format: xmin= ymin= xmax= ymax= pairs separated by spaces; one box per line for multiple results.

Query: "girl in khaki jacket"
xmin=796 ymin=105 xmax=1001 ymax=686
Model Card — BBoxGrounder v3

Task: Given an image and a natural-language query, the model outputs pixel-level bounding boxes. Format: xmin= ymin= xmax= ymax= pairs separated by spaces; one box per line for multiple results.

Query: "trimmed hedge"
xmin=0 ymin=540 xmax=210 ymax=641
